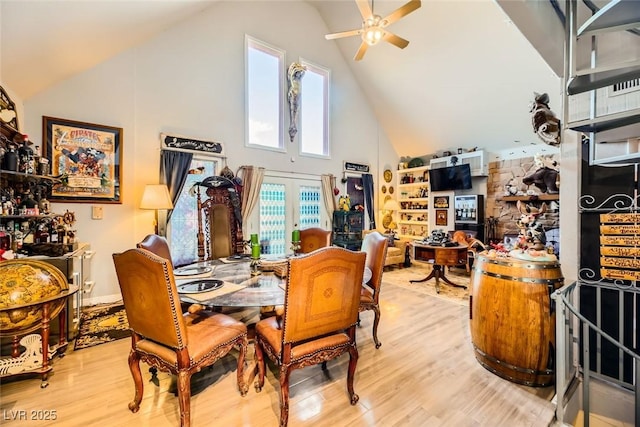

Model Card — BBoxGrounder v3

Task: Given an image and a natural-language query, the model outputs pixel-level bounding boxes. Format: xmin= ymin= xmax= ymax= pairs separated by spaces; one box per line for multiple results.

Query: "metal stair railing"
xmin=552 ymin=281 xmax=640 ymax=426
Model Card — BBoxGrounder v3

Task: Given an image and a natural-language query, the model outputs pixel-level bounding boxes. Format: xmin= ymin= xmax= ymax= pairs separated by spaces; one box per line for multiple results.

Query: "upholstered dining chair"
xmin=137 ymin=234 xmax=173 ymax=267
xmin=359 ymin=231 xmax=388 ymax=349
xmin=298 ymin=227 xmax=332 ymax=254
xmin=254 ymin=246 xmax=366 ymax=427
xmin=112 ymin=248 xmax=248 ymax=427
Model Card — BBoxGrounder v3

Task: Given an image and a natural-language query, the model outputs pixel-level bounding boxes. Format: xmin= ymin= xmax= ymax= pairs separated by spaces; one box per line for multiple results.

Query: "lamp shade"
xmin=383 ymin=199 xmax=400 ymax=212
xmin=140 ymin=184 xmax=173 ymax=210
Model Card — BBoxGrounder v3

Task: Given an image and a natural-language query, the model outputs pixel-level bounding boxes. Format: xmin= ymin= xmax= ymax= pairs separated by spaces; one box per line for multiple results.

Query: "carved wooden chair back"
xmin=112 ymin=248 xmax=248 ymax=427
xmin=298 ymin=227 xmax=332 ymax=254
xmin=254 ymin=246 xmax=365 ymax=427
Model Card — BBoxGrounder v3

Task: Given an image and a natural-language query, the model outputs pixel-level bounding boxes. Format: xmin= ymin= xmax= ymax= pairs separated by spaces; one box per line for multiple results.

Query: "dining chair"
xmin=254 ymin=246 xmax=366 ymax=427
xmin=359 ymin=231 xmax=388 ymax=349
xmin=112 ymin=248 xmax=248 ymax=427
xmin=298 ymin=227 xmax=332 ymax=254
xmin=137 ymin=234 xmax=173 ymax=268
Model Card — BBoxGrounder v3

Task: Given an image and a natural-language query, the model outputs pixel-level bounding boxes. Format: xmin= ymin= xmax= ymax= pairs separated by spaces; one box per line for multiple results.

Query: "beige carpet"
xmin=382 ymin=263 xmax=471 ymax=305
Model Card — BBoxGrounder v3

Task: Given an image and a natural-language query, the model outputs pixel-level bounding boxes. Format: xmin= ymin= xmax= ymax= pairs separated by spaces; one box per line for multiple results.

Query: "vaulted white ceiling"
xmin=0 ymin=0 xmax=566 ymax=159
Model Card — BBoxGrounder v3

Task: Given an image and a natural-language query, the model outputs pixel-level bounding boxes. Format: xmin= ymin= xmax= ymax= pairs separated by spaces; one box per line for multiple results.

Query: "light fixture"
xmin=140 ymin=184 xmax=173 ymax=236
xmin=362 ymin=16 xmax=384 ymax=46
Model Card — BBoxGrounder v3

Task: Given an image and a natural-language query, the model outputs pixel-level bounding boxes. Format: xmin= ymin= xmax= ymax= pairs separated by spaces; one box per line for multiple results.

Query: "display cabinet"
xmin=429 ymin=150 xmax=487 ymax=176
xmin=0 ymin=170 xmax=73 ymax=256
xmin=332 ymin=211 xmax=364 ymax=250
xmin=397 ymin=165 xmax=429 ymax=239
xmin=35 ymin=243 xmax=94 ymax=341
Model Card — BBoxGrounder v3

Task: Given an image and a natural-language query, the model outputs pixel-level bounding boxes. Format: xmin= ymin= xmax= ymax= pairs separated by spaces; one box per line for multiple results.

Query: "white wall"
xmin=19 ymin=1 xmax=398 ymax=303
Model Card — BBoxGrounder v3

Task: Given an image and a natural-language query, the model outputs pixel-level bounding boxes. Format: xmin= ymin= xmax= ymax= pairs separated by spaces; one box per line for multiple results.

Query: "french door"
xmin=252 ymin=174 xmax=329 ymax=257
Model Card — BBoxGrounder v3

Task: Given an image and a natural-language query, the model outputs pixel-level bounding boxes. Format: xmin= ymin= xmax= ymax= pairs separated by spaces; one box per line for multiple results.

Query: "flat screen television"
xmin=428 ymin=164 xmax=472 ymax=191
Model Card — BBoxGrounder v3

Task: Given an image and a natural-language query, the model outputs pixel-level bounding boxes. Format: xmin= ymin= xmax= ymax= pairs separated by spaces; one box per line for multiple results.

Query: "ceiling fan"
xmin=325 ymin=0 xmax=421 ymax=61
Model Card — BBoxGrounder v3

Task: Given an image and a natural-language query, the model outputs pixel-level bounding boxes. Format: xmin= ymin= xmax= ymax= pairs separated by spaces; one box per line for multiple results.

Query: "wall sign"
xmin=161 ymin=133 xmax=224 ymax=155
xmin=344 ymin=161 xmax=370 ymax=173
xmin=600 ymin=213 xmax=640 ymax=280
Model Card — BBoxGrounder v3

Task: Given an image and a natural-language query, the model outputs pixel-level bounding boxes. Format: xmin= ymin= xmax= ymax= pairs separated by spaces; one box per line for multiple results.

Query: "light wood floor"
xmin=0 ymin=275 xmax=556 ymax=426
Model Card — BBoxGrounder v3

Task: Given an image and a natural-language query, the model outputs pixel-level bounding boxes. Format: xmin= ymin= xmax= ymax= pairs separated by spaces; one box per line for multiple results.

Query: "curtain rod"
xmin=261 ymin=168 xmax=325 ymax=180
xmin=160 ymin=146 xmax=227 ymax=159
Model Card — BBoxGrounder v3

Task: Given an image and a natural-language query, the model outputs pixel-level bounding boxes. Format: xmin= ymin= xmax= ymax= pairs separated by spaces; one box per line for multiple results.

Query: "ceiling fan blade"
xmin=383 ymin=31 xmax=410 ymax=49
xmin=354 ymin=42 xmax=369 ymax=61
xmin=355 ymin=0 xmax=373 ymax=20
xmin=325 ymin=29 xmax=362 ymax=40
xmin=381 ymin=0 xmax=421 ymax=27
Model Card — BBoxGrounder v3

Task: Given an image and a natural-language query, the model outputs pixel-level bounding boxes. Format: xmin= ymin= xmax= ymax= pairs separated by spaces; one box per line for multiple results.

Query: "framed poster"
xmin=43 ymin=116 xmax=122 ymax=203
xmin=436 ymin=209 xmax=448 ymax=226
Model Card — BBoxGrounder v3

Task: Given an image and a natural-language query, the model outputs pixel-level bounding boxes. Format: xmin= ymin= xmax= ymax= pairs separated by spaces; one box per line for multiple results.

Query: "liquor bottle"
xmin=0 ymin=225 xmax=11 ymax=251
xmin=13 ymin=223 xmax=23 ymax=251
xmin=22 ymin=222 xmax=34 ymax=244
xmin=50 ymin=224 xmax=59 ymax=243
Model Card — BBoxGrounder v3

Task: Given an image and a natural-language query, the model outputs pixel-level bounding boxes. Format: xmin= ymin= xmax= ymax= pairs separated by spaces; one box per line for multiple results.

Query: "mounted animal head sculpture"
xmin=530 ymin=92 xmax=561 ymax=146
xmin=522 ymin=153 xmax=559 ymax=194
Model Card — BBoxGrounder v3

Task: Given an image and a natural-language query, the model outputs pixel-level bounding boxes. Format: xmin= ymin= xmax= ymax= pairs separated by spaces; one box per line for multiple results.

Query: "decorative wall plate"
xmin=381 ymin=185 xmax=387 ymax=193
xmin=389 ymin=186 xmax=394 ymax=194
xmin=383 ymin=169 xmax=393 ymax=183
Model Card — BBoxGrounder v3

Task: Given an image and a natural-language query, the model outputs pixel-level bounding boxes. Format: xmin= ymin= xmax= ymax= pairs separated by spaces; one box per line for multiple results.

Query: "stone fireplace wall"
xmin=486 ymin=155 xmax=560 ymax=246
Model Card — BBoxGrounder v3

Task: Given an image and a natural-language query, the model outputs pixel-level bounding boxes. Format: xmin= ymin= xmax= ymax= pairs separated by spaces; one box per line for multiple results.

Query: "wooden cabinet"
xmin=397 ymin=165 xmax=429 ymax=239
xmin=332 ymin=211 xmax=363 ymax=250
xmin=429 ymin=150 xmax=487 ymax=176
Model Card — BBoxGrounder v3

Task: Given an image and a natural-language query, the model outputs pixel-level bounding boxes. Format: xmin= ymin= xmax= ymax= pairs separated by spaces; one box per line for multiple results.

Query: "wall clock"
xmin=383 ymin=169 xmax=393 ymax=183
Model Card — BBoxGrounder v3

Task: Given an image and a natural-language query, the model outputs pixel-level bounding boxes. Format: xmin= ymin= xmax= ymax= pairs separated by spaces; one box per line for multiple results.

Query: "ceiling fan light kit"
xmin=325 ymin=0 xmax=421 ymax=61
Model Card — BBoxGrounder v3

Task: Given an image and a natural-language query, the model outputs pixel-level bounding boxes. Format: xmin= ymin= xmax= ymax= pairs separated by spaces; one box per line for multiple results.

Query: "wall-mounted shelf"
xmin=500 ymin=194 xmax=559 ymax=202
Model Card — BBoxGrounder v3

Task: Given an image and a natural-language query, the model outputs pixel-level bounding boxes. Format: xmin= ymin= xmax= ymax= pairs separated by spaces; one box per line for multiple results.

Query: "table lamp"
xmin=140 ymin=184 xmax=173 ymax=236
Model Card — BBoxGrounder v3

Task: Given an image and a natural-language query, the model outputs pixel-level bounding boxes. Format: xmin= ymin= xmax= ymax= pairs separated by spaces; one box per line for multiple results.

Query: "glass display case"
xmin=332 ymin=211 xmax=363 ymax=250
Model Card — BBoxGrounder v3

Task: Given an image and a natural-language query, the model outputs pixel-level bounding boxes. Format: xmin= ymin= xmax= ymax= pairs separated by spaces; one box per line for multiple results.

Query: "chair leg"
xmin=347 ymin=346 xmax=359 ymax=405
xmin=278 ymin=365 xmax=291 ymax=427
xmin=254 ymin=339 xmax=265 ymax=392
xmin=372 ymin=305 xmax=382 ymax=349
xmin=176 ymin=371 xmax=192 ymax=427
xmin=236 ymin=336 xmax=248 ymax=396
xmin=127 ymin=350 xmax=143 ymax=413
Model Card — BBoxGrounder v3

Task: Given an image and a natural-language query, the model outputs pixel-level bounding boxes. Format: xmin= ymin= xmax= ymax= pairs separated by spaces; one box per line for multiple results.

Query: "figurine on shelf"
xmin=515 ymin=200 xmax=547 ymax=251
xmin=16 ymin=134 xmax=35 ymax=174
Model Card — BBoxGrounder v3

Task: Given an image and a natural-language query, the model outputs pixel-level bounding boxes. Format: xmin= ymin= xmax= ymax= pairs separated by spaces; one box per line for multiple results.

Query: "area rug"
xmin=74 ymin=302 xmax=130 ymax=350
xmin=382 ymin=264 xmax=471 ymax=305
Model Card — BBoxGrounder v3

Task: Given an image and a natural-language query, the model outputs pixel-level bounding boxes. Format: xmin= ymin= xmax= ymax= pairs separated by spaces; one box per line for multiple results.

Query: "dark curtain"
xmin=160 ymin=150 xmax=193 ymax=221
xmin=362 ymin=173 xmax=375 ymax=229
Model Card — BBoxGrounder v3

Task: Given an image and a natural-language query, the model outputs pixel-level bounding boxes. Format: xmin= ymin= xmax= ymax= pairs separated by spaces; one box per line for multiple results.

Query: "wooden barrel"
xmin=469 ymin=253 xmax=564 ymax=387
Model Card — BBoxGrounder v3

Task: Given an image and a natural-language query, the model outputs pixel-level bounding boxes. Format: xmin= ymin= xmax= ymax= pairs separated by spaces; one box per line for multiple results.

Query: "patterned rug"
xmin=74 ymin=303 xmax=130 ymax=350
xmin=383 ymin=263 xmax=471 ymax=305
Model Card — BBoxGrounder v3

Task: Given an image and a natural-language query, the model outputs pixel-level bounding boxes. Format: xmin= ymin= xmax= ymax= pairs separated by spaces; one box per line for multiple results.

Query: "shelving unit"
xmin=397 ymin=165 xmax=429 ymax=239
xmin=500 ymin=194 xmax=559 ymax=202
xmin=566 ymin=0 xmax=640 ymax=165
